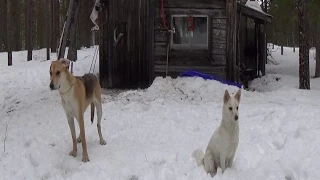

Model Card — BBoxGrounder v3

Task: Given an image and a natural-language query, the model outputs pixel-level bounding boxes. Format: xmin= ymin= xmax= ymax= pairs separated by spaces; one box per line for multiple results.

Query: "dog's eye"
xmin=229 ymin=107 xmax=232 ymax=111
xmin=56 ymin=71 xmax=60 ymax=75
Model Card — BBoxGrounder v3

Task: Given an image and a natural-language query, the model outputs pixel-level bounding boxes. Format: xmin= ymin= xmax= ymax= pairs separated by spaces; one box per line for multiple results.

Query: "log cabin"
xmin=94 ymin=0 xmax=272 ymax=89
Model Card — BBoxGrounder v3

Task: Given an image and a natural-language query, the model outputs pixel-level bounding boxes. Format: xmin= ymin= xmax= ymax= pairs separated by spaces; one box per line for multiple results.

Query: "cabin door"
xmin=107 ymin=0 xmax=153 ymax=88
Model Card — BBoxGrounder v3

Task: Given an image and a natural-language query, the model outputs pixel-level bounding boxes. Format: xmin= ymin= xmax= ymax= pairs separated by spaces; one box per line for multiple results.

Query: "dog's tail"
xmin=192 ymin=149 xmax=205 ymax=166
xmin=91 ymin=103 xmax=95 ymax=124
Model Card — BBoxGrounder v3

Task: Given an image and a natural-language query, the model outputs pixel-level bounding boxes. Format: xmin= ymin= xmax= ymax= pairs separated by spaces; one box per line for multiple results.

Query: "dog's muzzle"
xmin=49 ymin=83 xmax=54 ymax=90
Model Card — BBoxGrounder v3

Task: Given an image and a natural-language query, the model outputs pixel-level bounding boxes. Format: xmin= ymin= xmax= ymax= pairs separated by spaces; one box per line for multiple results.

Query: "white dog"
xmin=193 ymin=89 xmax=241 ymax=177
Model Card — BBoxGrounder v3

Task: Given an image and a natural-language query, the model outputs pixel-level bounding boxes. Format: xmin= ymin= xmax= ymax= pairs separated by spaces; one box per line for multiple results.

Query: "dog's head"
xmin=49 ymin=58 xmax=70 ymax=90
xmin=222 ymin=89 xmax=241 ymax=121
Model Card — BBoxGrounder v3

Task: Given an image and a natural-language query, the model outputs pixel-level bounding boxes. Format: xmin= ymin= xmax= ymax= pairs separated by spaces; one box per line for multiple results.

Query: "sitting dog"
xmin=49 ymin=58 xmax=106 ymax=162
xmin=193 ymin=89 xmax=241 ymax=177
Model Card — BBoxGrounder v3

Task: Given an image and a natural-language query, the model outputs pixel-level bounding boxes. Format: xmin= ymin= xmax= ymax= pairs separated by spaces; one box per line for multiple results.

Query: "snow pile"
xmin=1 ymin=45 xmax=320 ymax=180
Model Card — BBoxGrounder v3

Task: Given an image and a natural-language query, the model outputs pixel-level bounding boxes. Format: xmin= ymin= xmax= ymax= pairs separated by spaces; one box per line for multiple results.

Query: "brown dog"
xmin=49 ymin=58 xmax=106 ymax=162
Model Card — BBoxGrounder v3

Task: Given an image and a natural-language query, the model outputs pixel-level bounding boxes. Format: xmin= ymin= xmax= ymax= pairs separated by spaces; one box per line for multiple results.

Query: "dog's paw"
xmin=77 ymin=137 xmax=82 ymax=143
xmin=82 ymin=156 xmax=90 ymax=162
xmin=100 ymin=139 xmax=106 ymax=145
xmin=69 ymin=150 xmax=77 ymax=157
xmin=210 ymin=172 xmax=217 ymax=177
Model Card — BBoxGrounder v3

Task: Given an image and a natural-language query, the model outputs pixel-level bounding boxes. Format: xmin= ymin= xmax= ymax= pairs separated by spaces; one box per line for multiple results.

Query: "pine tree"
xmin=297 ymin=0 xmax=310 ymax=89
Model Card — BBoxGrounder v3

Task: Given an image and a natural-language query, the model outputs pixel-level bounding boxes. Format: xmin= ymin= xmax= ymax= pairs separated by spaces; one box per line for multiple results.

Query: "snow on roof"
xmin=245 ymin=0 xmax=267 ymax=15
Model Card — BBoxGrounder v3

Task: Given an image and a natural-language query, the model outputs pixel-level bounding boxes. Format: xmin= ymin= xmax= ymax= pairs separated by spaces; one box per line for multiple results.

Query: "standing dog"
xmin=49 ymin=58 xmax=106 ymax=162
xmin=193 ymin=89 xmax=241 ymax=177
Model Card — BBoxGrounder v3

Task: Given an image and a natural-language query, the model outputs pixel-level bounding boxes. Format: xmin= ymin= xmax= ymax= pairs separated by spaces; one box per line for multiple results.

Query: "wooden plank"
xmin=212 ymin=43 xmax=226 ymax=55
xmin=212 ymin=54 xmax=226 ymax=65
xmin=155 ymin=0 xmax=226 ymax=9
xmin=212 ymin=29 xmax=226 ymax=44
xmin=155 ymin=42 xmax=167 ymax=55
xmin=154 ymin=64 xmax=225 ymax=73
xmin=155 ymin=8 xmax=226 ymax=18
xmin=154 ymin=29 xmax=168 ymax=43
xmin=155 ymin=54 xmax=226 ymax=66
xmin=212 ymin=18 xmax=227 ymax=29
xmin=237 ymin=3 xmax=272 ymax=22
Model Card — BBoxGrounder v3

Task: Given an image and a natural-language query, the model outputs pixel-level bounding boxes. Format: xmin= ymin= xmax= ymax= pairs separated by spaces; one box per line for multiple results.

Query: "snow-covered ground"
xmin=0 ymin=45 xmax=320 ymax=180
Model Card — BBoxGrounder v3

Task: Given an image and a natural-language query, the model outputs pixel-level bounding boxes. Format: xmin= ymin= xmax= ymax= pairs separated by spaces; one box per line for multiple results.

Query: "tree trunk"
xmin=50 ymin=0 xmax=56 ymax=52
xmin=315 ymin=21 xmax=320 ymax=78
xmin=315 ymin=40 xmax=320 ymax=78
xmin=281 ymin=45 xmax=283 ymax=55
xmin=25 ymin=0 xmax=33 ymax=61
xmin=297 ymin=0 xmax=310 ymax=89
xmin=51 ymin=0 xmax=60 ymax=53
xmin=6 ymin=0 xmax=12 ymax=66
xmin=12 ymin=0 xmax=21 ymax=51
xmin=46 ymin=0 xmax=51 ymax=60
xmin=1 ymin=0 xmax=8 ymax=52
xmin=58 ymin=0 xmax=76 ymax=59
xmin=264 ymin=0 xmax=268 ymax=12
xmin=67 ymin=0 xmax=81 ymax=62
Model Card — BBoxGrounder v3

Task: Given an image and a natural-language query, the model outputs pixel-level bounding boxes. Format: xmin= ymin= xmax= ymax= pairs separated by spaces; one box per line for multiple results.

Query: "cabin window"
xmin=171 ymin=15 xmax=208 ymax=50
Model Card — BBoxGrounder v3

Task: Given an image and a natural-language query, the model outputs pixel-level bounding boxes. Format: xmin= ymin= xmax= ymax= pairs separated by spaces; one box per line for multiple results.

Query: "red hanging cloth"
xmin=187 ymin=16 xmax=195 ymax=31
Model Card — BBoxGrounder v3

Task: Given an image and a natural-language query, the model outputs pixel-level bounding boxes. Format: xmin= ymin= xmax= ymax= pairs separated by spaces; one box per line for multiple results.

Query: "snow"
xmin=1 ymin=44 xmax=320 ymax=180
xmin=245 ymin=0 xmax=267 ymax=15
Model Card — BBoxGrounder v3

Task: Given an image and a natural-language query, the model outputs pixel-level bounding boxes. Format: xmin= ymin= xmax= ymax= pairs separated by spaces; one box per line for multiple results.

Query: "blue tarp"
xmin=179 ymin=70 xmax=243 ymax=88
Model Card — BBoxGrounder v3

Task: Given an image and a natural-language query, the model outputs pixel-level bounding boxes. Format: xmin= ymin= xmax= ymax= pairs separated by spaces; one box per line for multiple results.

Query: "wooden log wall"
xmin=154 ymin=0 xmax=227 ymax=79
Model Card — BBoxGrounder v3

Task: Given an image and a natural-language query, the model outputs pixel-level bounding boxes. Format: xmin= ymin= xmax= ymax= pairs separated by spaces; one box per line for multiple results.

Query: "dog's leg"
xmin=204 ymin=150 xmax=216 ymax=177
xmin=77 ymin=113 xmax=89 ymax=162
xmin=94 ymin=100 xmax=106 ymax=145
xmin=67 ymin=116 xmax=77 ymax=157
xmin=227 ymin=154 xmax=235 ymax=168
xmin=220 ymin=152 xmax=227 ymax=173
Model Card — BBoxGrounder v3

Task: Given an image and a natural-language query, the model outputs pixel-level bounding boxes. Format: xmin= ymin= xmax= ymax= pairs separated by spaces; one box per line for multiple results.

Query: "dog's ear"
xmin=235 ymin=89 xmax=241 ymax=102
xmin=223 ymin=89 xmax=230 ymax=103
xmin=60 ymin=58 xmax=70 ymax=68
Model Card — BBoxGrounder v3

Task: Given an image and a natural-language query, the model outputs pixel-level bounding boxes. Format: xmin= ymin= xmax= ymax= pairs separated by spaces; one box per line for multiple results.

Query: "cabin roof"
xmin=237 ymin=3 xmax=272 ymax=23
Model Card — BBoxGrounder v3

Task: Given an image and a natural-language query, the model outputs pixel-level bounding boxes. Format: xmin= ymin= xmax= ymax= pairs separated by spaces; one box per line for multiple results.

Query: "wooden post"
xmin=6 ymin=0 xmax=12 ymax=66
xmin=226 ymin=0 xmax=237 ymax=81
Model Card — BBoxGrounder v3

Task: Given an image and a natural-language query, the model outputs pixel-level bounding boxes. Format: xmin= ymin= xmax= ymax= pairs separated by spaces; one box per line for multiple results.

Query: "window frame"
xmin=170 ymin=14 xmax=209 ymax=50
